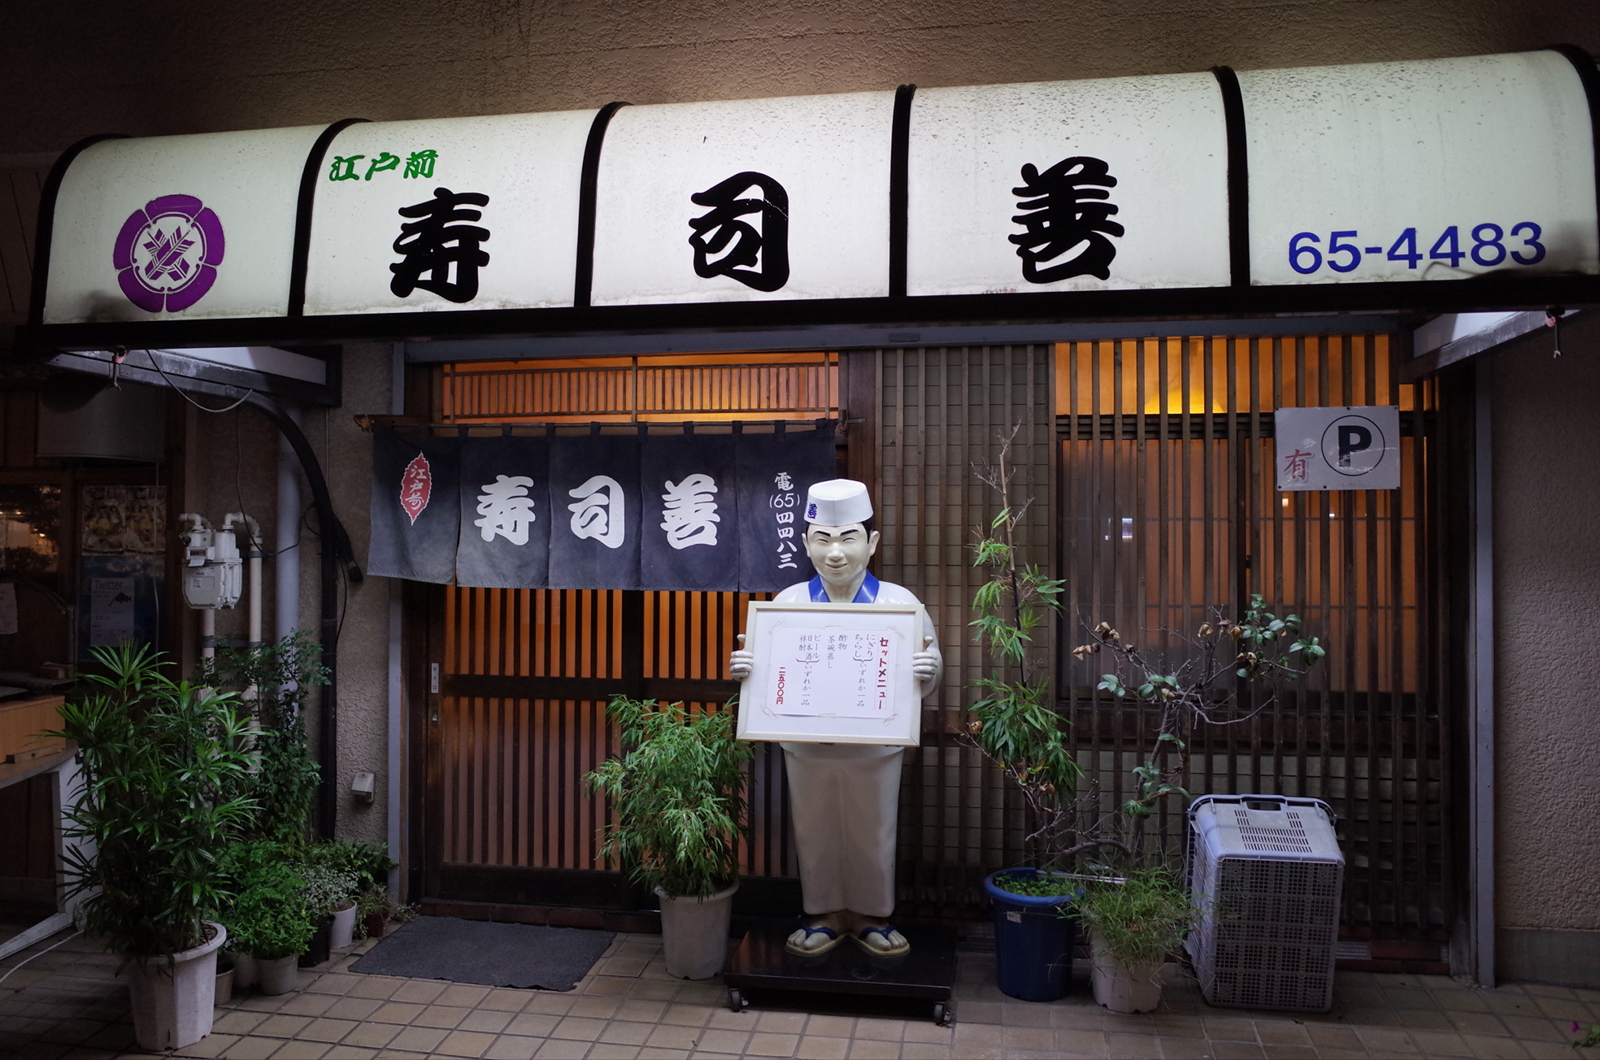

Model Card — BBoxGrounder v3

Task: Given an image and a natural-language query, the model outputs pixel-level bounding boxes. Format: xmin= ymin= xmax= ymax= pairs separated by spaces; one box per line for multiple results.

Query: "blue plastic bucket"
xmin=984 ymin=868 xmax=1078 ymax=1002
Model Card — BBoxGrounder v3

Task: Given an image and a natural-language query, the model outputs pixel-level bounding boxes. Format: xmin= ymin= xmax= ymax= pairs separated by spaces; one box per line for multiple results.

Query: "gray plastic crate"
xmin=1186 ymin=794 xmax=1344 ymax=1012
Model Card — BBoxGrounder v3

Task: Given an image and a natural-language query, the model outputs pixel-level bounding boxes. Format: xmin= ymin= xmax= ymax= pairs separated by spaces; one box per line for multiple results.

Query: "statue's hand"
xmin=728 ymin=634 xmax=754 ymax=681
xmin=911 ymin=635 xmax=938 ymax=681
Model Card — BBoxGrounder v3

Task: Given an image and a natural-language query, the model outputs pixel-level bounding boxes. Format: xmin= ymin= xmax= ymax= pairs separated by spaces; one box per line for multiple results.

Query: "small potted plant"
xmin=299 ymin=839 xmax=392 ymax=951
xmin=1075 ymin=865 xmax=1201 ymax=1013
xmin=297 ymin=858 xmax=361 ymax=966
xmin=50 ymin=644 xmax=257 ymax=1050
xmin=585 ymin=694 xmax=751 ymax=979
xmin=355 ymin=883 xmax=415 ymax=940
xmin=227 ymin=857 xmax=315 ymax=995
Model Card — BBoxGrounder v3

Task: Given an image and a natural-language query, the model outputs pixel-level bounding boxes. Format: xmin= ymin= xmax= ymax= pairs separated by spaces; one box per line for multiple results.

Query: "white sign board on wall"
xmin=1243 ymin=51 xmax=1598 ymax=286
xmin=590 ymin=91 xmax=895 ymax=306
xmin=304 ymin=111 xmax=595 ymax=315
xmin=44 ymin=126 xmax=326 ymax=323
xmin=34 ymin=50 xmax=1600 ymax=328
xmin=907 ymin=73 xmax=1231 ymax=296
xmin=1275 ymin=406 xmax=1401 ymax=491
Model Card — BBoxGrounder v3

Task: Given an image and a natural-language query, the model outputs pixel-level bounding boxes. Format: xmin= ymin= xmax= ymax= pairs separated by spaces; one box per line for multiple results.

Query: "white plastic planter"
xmin=126 ymin=922 xmax=226 ymax=1051
xmin=1090 ymin=934 xmax=1165 ymax=1014
xmin=231 ymin=952 xmax=257 ymax=988
xmin=655 ymin=882 xmax=737 ymax=980
xmin=255 ymin=954 xmax=299 ymax=995
xmin=329 ymin=902 xmax=358 ymax=950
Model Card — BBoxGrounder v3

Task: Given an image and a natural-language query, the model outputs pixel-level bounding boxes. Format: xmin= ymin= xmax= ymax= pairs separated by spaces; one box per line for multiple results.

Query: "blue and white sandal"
xmin=785 ymin=923 xmax=842 ymax=955
xmin=854 ymin=924 xmax=910 ymax=957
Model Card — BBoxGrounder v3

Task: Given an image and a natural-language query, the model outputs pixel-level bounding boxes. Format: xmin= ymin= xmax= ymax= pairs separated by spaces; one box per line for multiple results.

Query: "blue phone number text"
xmin=1287 ymin=223 xmax=1545 ymax=275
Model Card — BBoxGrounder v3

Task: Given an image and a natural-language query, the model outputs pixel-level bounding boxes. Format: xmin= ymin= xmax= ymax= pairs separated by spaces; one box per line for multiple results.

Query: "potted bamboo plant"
xmin=1075 ymin=865 xmax=1202 ymax=1013
xmin=585 ymin=695 xmax=751 ymax=979
xmin=51 ymin=644 xmax=258 ymax=1050
xmin=965 ymin=428 xmax=1085 ymax=1002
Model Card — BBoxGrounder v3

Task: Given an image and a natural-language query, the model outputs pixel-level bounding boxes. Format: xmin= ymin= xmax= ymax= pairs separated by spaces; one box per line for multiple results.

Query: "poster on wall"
xmin=77 ymin=485 xmax=165 ymax=661
xmin=734 ymin=602 xmax=923 ymax=746
xmin=369 ymin=428 xmax=836 ymax=592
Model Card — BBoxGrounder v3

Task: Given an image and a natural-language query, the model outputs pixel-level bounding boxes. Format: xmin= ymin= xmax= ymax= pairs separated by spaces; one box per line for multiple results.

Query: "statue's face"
xmin=804 ymin=523 xmax=880 ymax=585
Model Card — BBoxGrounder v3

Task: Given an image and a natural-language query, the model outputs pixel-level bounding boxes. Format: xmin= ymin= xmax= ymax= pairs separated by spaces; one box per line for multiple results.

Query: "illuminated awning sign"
xmin=35 ymin=50 xmax=1599 ymax=329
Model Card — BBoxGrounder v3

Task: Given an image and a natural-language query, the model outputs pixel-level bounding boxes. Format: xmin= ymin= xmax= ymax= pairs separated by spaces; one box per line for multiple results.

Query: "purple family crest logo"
xmin=112 ymin=195 xmax=225 ymax=313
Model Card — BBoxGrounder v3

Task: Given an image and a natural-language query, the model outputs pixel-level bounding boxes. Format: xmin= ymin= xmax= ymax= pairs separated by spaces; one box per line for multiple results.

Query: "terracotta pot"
xmin=126 ymin=921 xmax=226 ymax=1051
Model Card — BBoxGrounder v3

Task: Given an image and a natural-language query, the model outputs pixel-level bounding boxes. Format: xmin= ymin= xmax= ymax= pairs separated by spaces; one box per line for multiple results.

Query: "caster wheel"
xmin=934 ymin=1001 xmax=954 ymax=1026
xmin=728 ymin=988 xmax=747 ymax=1012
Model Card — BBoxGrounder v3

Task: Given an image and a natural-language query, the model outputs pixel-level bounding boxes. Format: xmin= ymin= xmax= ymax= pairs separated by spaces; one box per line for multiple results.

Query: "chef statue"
xmin=728 ymin=479 xmax=943 ymax=957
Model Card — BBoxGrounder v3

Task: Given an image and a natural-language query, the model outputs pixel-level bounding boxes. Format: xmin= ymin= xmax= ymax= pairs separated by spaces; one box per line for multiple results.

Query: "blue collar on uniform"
xmin=809 ymin=571 xmax=879 ymax=603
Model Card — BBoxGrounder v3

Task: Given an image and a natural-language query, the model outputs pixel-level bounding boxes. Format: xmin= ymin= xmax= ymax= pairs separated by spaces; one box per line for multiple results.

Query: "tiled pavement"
xmin=2 ymin=926 xmax=1599 ymax=1059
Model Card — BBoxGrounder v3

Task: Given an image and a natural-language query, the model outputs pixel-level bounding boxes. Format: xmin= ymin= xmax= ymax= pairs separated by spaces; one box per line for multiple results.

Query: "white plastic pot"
xmin=329 ymin=901 xmax=358 ymax=950
xmin=126 ymin=921 xmax=226 ymax=1051
xmin=1090 ymin=934 xmax=1165 ymax=1013
xmin=255 ymin=954 xmax=300 ymax=995
xmin=655 ymin=881 xmax=738 ymax=980
xmin=214 ymin=956 xmax=235 ymax=1006
xmin=231 ymin=952 xmax=257 ymax=989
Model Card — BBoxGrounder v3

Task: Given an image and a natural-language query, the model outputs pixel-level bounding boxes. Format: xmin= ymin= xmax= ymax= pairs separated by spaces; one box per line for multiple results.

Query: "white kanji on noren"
xmin=474 ymin=474 xmax=537 ymax=545
xmin=660 ymin=473 xmax=720 ymax=549
xmin=567 ymin=475 xmax=626 ymax=549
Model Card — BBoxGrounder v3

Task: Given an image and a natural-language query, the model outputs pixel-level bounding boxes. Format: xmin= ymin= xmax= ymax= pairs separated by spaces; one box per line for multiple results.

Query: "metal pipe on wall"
xmin=276 ymin=407 xmax=303 ymax=644
xmin=244 ymin=393 xmax=362 ymax=841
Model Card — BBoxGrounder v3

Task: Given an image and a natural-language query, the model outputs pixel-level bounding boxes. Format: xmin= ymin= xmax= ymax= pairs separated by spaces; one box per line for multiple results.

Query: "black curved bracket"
xmin=1211 ymin=66 xmax=1251 ymax=289
xmin=27 ymin=133 xmax=129 ymax=327
xmin=890 ymin=84 xmax=917 ymax=298
xmin=574 ymin=101 xmax=632 ymax=308
xmin=288 ymin=117 xmax=371 ymax=317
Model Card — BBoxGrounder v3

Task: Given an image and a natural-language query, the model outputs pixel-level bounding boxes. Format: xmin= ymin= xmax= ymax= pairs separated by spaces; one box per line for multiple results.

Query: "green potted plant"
xmin=585 ymin=694 xmax=751 ymax=979
xmin=229 ymin=859 xmax=315 ymax=994
xmin=1074 ymin=865 xmax=1202 ymax=1013
xmin=355 ymin=883 xmax=416 ymax=940
xmin=192 ymin=630 xmax=327 ymax=844
xmin=965 ymin=428 xmax=1084 ymax=1001
xmin=50 ymin=644 xmax=258 ymax=1049
xmin=304 ymin=839 xmax=396 ymax=949
xmin=296 ymin=857 xmax=361 ymax=966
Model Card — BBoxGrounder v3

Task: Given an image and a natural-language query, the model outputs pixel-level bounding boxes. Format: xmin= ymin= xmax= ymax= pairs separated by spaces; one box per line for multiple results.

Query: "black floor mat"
xmin=348 ymin=916 xmax=615 ymax=991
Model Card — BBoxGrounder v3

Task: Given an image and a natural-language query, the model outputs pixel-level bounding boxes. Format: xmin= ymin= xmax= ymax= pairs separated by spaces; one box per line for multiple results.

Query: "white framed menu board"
xmin=735 ymin=601 xmax=923 ymax=746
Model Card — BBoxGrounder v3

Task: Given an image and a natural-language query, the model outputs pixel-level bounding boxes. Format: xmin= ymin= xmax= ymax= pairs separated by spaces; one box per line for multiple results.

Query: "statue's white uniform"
xmin=772 ymin=579 xmax=941 ymax=919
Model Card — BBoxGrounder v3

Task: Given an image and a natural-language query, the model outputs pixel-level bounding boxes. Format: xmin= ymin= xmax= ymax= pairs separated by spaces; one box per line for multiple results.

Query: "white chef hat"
xmin=803 ymin=479 xmax=873 ymax=525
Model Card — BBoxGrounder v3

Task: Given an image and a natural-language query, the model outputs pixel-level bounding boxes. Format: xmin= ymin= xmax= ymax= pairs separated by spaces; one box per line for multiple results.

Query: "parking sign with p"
xmin=1274 ymin=406 xmax=1401 ymax=491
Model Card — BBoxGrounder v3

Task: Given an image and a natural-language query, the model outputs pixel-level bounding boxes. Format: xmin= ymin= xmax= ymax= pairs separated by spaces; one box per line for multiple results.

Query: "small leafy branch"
xmin=964 ymin=425 xmax=1082 ymax=866
xmin=1078 ymin=596 xmax=1326 ymax=824
xmin=194 ymin=630 xmax=328 ymax=842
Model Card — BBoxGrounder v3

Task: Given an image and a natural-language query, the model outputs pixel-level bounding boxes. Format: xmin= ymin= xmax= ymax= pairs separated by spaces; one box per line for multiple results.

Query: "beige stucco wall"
xmin=4 ymin=1 xmax=1600 ymax=969
xmin=1490 ymin=315 xmax=1600 ymax=982
xmin=1 ymin=1 xmax=1598 ymax=151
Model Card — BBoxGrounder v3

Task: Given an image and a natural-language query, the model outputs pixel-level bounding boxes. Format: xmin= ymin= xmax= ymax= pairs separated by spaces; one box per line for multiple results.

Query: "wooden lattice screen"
xmin=1054 ymin=335 xmax=1452 ymax=939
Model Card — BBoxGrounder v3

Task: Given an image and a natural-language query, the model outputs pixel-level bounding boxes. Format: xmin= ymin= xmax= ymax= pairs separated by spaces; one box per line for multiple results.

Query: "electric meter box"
xmin=1187 ymin=794 xmax=1344 ymax=1012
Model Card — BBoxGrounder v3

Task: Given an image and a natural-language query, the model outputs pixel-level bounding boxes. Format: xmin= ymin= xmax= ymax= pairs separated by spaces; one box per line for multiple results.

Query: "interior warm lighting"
xmin=1142 ymin=388 xmax=1227 ymax=415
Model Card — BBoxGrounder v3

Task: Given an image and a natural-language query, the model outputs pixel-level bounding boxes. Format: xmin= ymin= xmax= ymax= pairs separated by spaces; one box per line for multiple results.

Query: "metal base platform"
xmin=721 ymin=924 xmax=957 ymax=1025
